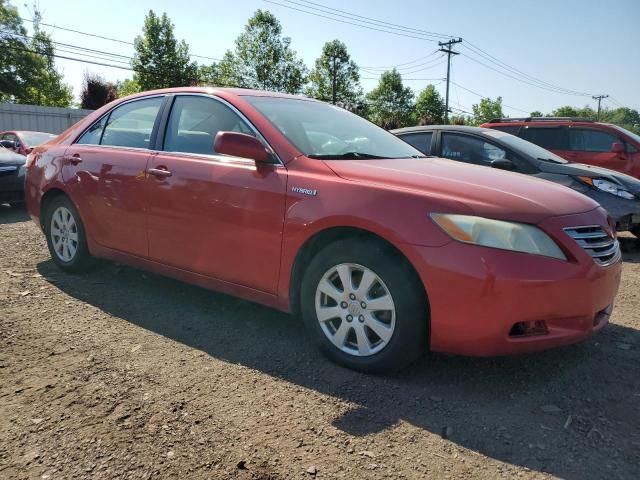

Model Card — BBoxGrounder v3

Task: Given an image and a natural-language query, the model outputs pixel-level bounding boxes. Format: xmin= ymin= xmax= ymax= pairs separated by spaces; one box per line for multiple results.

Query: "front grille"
xmin=563 ymin=225 xmax=620 ymax=267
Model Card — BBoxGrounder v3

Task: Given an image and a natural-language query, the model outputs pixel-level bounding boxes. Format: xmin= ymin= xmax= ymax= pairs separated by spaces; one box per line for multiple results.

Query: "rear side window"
xmin=101 ymin=97 xmax=163 ymax=149
xmin=163 ymin=96 xmax=253 ymax=155
xmin=398 ymin=132 xmax=432 ymax=154
xmin=441 ymin=133 xmax=507 ymax=165
xmin=488 ymin=125 xmax=521 ymax=135
xmin=521 ymin=127 xmax=568 ymax=150
xmin=569 ymin=128 xmax=618 ymax=152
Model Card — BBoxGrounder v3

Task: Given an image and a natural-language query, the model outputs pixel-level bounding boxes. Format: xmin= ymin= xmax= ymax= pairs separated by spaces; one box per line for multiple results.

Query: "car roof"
xmin=121 ymin=86 xmax=319 ymax=102
xmin=392 ymin=125 xmax=491 ymax=135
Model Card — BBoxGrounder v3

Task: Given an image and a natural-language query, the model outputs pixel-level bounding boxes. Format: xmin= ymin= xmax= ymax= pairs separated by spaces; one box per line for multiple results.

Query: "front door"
xmin=61 ymin=96 xmax=164 ymax=257
xmin=568 ymin=127 xmax=629 ymax=173
xmin=145 ymin=95 xmax=287 ymax=294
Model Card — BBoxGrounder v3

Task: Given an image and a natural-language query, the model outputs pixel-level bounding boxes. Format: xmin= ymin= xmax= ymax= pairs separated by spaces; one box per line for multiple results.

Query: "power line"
xmin=360 ymin=50 xmax=440 ymax=69
xmin=361 ymin=54 xmax=443 ymax=73
xmin=280 ymin=0 xmax=452 ymax=40
xmin=449 ymin=81 xmax=530 ymax=114
xmin=20 ymin=17 xmax=221 ymax=62
xmin=461 ymin=41 xmax=593 ymax=97
xmin=264 ymin=0 xmax=446 ymax=43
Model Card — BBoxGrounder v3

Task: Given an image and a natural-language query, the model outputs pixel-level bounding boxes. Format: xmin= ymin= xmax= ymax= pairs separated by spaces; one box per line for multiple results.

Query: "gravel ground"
xmin=1 ymin=204 xmax=639 ymax=480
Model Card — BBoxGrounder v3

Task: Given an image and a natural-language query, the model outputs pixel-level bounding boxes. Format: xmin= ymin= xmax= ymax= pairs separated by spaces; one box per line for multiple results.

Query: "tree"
xmin=470 ymin=97 xmax=503 ymax=126
xmin=133 ymin=10 xmax=198 ymax=90
xmin=80 ymin=72 xmax=117 ymax=109
xmin=306 ymin=40 xmax=361 ymax=105
xmin=115 ymin=78 xmax=141 ymax=97
xmin=213 ymin=10 xmax=307 ymax=93
xmin=19 ymin=31 xmax=73 ymax=107
xmin=414 ymin=84 xmax=445 ymax=125
xmin=552 ymin=105 xmax=595 ymax=119
xmin=530 ymin=110 xmax=543 ymax=118
xmin=0 ymin=3 xmax=72 ymax=106
xmin=365 ymin=69 xmax=414 ymax=128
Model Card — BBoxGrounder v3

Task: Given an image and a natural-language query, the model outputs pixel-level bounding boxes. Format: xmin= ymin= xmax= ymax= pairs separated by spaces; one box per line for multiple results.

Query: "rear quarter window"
xmin=521 ymin=126 xmax=568 ymax=150
xmin=487 ymin=125 xmax=521 ymax=135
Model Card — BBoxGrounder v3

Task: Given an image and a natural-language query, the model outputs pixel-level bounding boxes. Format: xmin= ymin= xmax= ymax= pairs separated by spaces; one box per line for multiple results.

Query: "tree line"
xmin=1 ymin=2 xmax=638 ymax=133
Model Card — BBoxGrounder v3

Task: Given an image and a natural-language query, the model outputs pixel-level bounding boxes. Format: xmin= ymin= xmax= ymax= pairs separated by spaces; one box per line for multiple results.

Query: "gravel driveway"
xmin=1 ymin=205 xmax=639 ymax=479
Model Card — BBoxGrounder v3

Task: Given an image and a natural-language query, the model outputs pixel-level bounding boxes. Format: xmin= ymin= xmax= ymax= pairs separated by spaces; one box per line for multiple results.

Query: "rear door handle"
xmin=148 ymin=167 xmax=172 ymax=178
xmin=65 ymin=154 xmax=82 ymax=165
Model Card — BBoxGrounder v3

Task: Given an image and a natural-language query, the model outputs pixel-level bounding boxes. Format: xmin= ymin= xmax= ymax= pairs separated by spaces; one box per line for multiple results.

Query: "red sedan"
xmin=24 ymin=88 xmax=622 ymax=373
xmin=0 ymin=130 xmax=56 ymax=156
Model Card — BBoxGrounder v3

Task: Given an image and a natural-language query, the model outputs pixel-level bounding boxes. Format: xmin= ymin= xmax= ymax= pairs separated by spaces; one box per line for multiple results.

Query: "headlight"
xmin=431 ymin=214 xmax=567 ymax=260
xmin=579 ymin=177 xmax=635 ymax=200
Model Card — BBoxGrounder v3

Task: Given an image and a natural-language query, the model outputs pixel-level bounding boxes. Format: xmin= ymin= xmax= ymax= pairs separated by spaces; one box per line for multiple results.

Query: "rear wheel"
xmin=44 ymin=195 xmax=95 ymax=273
xmin=301 ymin=238 xmax=428 ymax=373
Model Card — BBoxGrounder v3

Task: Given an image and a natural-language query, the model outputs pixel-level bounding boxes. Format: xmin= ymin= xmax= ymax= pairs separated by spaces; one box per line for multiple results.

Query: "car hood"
xmin=0 ymin=149 xmax=26 ymax=165
xmin=538 ymin=161 xmax=640 ymax=194
xmin=323 ymin=157 xmax=600 ymax=224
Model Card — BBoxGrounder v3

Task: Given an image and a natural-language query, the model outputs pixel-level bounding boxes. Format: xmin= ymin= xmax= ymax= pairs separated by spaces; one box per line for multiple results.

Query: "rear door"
xmin=61 ymin=96 xmax=164 ymax=257
xmin=146 ymin=94 xmax=287 ymax=294
xmin=567 ymin=127 xmax=628 ymax=173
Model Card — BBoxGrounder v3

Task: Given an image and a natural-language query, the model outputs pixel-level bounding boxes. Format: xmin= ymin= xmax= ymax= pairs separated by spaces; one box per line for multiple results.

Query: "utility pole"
xmin=439 ymin=37 xmax=462 ymax=124
xmin=592 ymin=94 xmax=609 ymax=121
xmin=331 ymin=55 xmax=337 ymax=105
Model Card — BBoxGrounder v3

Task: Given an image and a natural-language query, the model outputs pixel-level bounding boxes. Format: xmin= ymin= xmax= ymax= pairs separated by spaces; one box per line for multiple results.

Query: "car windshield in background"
xmin=244 ymin=96 xmax=424 ymax=159
xmin=610 ymin=125 xmax=640 ymax=145
xmin=20 ymin=132 xmax=56 ymax=146
xmin=483 ymin=128 xmax=568 ymax=163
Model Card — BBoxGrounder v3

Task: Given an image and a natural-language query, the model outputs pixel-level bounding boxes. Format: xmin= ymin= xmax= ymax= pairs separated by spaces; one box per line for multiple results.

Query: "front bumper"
xmin=408 ymin=209 xmax=622 ymax=356
xmin=0 ymin=165 xmax=25 ymax=203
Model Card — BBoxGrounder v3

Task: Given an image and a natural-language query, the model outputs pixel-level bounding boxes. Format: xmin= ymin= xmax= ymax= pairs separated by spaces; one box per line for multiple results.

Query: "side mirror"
xmin=0 ymin=140 xmax=15 ymax=149
xmin=611 ymin=142 xmax=624 ymax=154
xmin=214 ymin=131 xmax=271 ymax=163
xmin=490 ymin=158 xmax=514 ymax=170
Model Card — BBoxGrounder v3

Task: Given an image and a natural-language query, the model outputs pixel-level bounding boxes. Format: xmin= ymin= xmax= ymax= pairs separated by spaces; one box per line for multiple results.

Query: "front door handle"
xmin=148 ymin=167 xmax=172 ymax=178
xmin=65 ymin=154 xmax=82 ymax=165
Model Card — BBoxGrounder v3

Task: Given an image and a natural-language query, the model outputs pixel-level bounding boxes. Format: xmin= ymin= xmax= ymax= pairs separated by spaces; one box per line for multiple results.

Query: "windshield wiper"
xmin=308 ymin=151 xmax=389 ymax=160
xmin=537 ymin=157 xmax=565 ymax=164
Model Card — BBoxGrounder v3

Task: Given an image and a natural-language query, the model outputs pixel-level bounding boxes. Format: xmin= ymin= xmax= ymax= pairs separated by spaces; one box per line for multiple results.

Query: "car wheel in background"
xmin=301 ymin=238 xmax=428 ymax=373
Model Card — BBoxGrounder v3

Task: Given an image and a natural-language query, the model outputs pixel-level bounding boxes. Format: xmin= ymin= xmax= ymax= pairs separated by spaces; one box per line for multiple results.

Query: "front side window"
xmin=399 ymin=132 xmax=433 ymax=154
xmin=20 ymin=132 xmax=55 ymax=146
xmin=441 ymin=133 xmax=506 ymax=165
xmin=77 ymin=116 xmax=108 ymax=145
xmin=244 ymin=96 xmax=422 ymax=160
xmin=100 ymin=97 xmax=163 ymax=149
xmin=569 ymin=128 xmax=618 ymax=152
xmin=521 ymin=127 xmax=568 ymax=150
xmin=163 ymin=96 xmax=254 ymax=155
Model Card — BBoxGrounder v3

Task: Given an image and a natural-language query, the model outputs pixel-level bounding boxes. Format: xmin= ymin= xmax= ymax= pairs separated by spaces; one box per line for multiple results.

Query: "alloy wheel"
xmin=315 ymin=263 xmax=396 ymax=356
xmin=50 ymin=206 xmax=79 ymax=262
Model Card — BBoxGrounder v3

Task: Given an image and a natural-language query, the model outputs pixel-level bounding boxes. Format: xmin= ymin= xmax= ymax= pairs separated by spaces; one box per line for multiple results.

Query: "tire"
xmin=300 ymin=238 xmax=428 ymax=374
xmin=631 ymin=226 xmax=640 ymax=239
xmin=9 ymin=201 xmax=25 ymax=209
xmin=44 ymin=195 xmax=95 ymax=273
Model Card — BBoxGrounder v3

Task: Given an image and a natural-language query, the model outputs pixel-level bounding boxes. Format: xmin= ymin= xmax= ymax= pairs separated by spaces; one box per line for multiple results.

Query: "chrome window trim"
xmin=163 ymin=92 xmax=284 ymax=166
xmin=153 ymin=149 xmax=282 ymax=169
xmin=73 ymin=94 xmax=167 ymax=147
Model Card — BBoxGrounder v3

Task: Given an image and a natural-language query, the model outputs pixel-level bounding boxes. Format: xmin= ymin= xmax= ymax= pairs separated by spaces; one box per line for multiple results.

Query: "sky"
xmin=14 ymin=0 xmax=640 ymax=115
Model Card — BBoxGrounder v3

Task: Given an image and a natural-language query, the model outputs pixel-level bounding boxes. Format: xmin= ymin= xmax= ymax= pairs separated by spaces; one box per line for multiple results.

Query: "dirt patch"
xmin=1 ymin=204 xmax=639 ymax=479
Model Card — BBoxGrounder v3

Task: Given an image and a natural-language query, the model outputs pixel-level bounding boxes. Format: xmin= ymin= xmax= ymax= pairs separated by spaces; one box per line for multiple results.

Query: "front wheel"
xmin=44 ymin=195 xmax=95 ymax=273
xmin=300 ymin=238 xmax=428 ymax=373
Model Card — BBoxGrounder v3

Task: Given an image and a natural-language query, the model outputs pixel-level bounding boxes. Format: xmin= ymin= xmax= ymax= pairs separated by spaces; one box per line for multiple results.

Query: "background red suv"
xmin=481 ymin=118 xmax=640 ymax=179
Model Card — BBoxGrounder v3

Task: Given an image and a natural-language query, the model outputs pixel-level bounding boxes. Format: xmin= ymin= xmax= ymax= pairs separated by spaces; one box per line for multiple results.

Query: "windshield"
xmin=20 ymin=132 xmax=56 ymax=146
xmin=244 ymin=96 xmax=423 ymax=159
xmin=482 ymin=128 xmax=568 ymax=164
xmin=610 ymin=125 xmax=640 ymax=144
